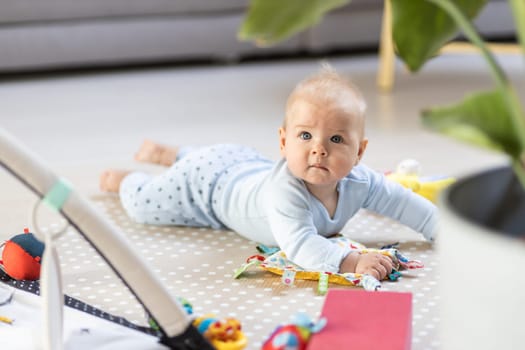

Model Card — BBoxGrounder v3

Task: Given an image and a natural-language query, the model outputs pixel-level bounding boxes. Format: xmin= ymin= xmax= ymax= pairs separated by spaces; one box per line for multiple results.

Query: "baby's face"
xmin=279 ymin=98 xmax=367 ymax=190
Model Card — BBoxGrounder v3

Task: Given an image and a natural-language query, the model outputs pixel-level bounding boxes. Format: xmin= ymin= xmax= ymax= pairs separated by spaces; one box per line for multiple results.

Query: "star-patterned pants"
xmin=119 ymin=144 xmax=269 ymax=229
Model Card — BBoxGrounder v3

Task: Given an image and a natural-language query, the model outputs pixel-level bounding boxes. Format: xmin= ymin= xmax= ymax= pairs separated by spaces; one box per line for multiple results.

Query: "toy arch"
xmin=0 ymin=127 xmax=213 ymax=350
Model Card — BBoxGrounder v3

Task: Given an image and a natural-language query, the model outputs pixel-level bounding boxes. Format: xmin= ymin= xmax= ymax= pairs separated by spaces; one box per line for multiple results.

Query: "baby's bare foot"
xmin=100 ymin=170 xmax=131 ymax=193
xmin=134 ymin=140 xmax=178 ymax=166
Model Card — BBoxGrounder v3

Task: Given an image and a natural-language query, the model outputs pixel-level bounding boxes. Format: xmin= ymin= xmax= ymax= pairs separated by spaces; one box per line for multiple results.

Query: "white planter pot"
xmin=439 ymin=166 xmax=525 ymax=350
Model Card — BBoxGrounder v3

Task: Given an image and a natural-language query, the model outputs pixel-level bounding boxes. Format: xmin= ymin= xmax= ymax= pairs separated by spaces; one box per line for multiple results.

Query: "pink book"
xmin=308 ymin=289 xmax=412 ymax=350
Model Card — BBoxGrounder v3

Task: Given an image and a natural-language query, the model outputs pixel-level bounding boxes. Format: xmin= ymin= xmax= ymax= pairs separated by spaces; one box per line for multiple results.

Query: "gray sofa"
xmin=0 ymin=0 xmax=514 ymax=73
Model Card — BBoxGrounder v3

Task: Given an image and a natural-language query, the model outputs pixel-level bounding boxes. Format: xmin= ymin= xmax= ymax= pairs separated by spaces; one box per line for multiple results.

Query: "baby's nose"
xmin=311 ymin=143 xmax=327 ymax=156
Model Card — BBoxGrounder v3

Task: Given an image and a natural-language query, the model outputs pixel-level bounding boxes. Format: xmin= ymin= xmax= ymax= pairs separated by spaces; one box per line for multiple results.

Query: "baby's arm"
xmin=267 ymin=168 xmax=394 ymax=273
xmin=339 ymin=252 xmax=393 ymax=280
xmin=364 ymin=166 xmax=438 ymax=241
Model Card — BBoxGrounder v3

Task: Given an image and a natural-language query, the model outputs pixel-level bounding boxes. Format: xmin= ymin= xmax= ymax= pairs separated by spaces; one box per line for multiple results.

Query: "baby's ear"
xmin=357 ymin=138 xmax=368 ymax=161
xmin=278 ymin=127 xmax=286 ymax=154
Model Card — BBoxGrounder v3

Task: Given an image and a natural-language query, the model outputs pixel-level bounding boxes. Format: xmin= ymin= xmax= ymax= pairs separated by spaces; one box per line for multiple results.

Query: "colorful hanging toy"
xmin=0 ymin=228 xmax=45 ymax=280
xmin=193 ymin=314 xmax=247 ymax=350
xmin=149 ymin=298 xmax=247 ymax=350
xmin=386 ymin=159 xmax=455 ymax=203
xmin=262 ymin=313 xmax=326 ymax=350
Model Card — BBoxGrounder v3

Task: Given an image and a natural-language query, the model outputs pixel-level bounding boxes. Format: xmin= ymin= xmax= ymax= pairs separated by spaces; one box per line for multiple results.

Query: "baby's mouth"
xmin=309 ymin=164 xmax=328 ymax=171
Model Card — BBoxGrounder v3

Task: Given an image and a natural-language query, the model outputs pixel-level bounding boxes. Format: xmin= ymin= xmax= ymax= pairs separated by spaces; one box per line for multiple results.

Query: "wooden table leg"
xmin=377 ymin=0 xmax=395 ymax=92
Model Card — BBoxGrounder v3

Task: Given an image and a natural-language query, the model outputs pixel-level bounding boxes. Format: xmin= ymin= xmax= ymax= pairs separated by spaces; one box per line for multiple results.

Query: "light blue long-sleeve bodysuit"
xmin=120 ymin=144 xmax=437 ymax=272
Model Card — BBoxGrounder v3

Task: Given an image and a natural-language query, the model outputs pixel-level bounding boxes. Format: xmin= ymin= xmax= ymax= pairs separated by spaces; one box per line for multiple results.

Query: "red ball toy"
xmin=0 ymin=228 xmax=45 ymax=280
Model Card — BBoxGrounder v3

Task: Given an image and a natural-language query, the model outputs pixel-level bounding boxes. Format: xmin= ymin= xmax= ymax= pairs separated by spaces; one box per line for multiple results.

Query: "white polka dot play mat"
xmin=53 ymin=195 xmax=439 ymax=349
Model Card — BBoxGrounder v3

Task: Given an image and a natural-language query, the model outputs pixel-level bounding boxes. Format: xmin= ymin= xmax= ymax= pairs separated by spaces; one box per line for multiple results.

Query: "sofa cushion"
xmin=0 ymin=0 xmax=249 ymax=23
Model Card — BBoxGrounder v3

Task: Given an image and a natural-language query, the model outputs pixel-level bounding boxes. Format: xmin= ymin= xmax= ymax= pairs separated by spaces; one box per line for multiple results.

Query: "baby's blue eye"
xmin=300 ymin=132 xmax=312 ymax=140
xmin=330 ymin=135 xmax=343 ymax=143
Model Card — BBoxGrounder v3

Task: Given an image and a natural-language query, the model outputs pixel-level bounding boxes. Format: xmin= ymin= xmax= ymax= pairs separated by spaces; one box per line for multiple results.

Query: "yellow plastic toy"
xmin=386 ymin=159 xmax=455 ymax=203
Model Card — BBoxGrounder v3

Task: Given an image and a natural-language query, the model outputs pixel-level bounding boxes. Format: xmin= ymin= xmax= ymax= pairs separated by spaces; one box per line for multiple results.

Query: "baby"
xmin=100 ymin=65 xmax=437 ymax=280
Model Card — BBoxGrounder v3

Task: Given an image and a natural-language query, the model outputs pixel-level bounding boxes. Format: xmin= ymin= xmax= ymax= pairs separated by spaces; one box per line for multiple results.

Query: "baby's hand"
xmin=340 ymin=252 xmax=393 ymax=280
xmin=355 ymin=252 xmax=394 ymax=280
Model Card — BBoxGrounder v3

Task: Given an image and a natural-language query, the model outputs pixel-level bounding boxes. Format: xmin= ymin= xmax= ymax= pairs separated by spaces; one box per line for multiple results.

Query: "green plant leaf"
xmin=392 ymin=0 xmax=488 ymax=72
xmin=238 ymin=0 xmax=350 ymax=46
xmin=422 ymin=89 xmax=523 ymax=159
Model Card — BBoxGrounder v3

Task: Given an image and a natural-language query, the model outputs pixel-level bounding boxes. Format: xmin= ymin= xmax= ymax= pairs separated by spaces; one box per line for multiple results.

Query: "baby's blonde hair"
xmin=284 ymin=62 xmax=367 ymax=130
